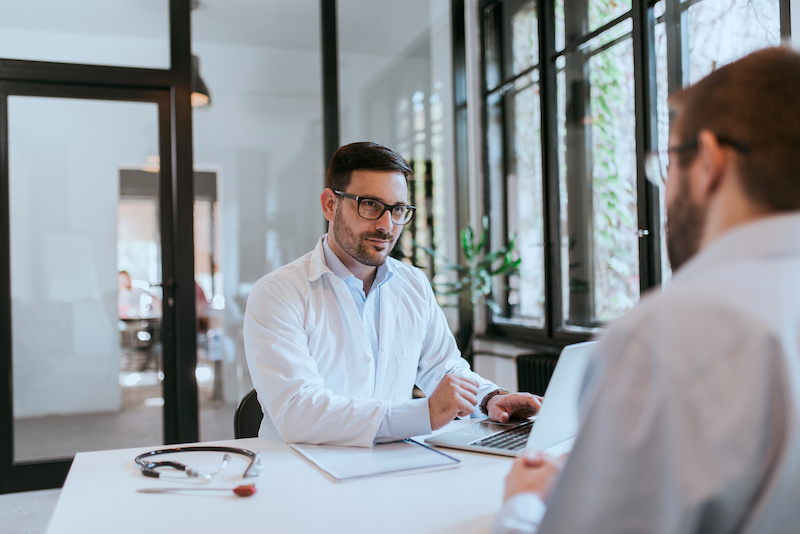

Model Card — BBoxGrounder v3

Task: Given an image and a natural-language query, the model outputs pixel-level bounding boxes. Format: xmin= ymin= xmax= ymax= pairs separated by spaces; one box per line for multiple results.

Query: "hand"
xmin=428 ymin=374 xmax=480 ymax=430
xmin=487 ymin=392 xmax=542 ymax=423
xmin=504 ymin=449 xmax=567 ymax=502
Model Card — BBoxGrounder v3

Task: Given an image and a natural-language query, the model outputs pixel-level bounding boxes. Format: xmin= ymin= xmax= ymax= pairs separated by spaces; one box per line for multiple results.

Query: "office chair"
xmin=234 ymin=389 xmax=263 ymax=439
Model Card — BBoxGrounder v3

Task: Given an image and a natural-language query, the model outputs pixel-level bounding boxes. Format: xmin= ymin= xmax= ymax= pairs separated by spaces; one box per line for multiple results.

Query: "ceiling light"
xmin=191 ymin=54 xmax=211 ymax=108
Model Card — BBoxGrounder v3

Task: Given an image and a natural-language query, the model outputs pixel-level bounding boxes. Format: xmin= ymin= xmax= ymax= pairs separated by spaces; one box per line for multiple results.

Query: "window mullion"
xmin=540 ymin=0 xmax=560 ymax=339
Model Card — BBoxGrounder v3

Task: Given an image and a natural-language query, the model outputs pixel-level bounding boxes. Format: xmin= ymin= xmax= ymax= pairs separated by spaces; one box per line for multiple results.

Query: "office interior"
xmin=0 ymin=0 xmax=797 ymax=529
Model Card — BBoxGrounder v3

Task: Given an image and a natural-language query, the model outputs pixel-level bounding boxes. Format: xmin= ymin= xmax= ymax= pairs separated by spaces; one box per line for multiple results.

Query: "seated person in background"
xmin=243 ymin=142 xmax=540 ymax=446
xmin=493 ymin=46 xmax=800 ymax=533
xmin=195 ymin=281 xmax=211 ymax=332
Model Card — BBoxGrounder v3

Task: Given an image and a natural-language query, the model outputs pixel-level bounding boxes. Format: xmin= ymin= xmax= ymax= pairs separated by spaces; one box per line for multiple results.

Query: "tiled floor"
xmin=1 ymin=489 xmax=62 ymax=534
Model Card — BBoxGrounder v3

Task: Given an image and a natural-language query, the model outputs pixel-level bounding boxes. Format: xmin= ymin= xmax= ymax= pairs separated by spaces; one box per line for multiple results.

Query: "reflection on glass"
xmin=511 ymin=1 xmax=538 ymax=75
xmin=588 ymin=0 xmax=632 ymax=33
xmin=10 ymin=96 xmax=162 ymax=461
xmin=0 ymin=0 xmax=170 ymax=68
xmin=485 ymin=3 xmax=502 ymax=90
xmin=654 ymin=13 xmax=671 ymax=284
xmin=588 ymin=38 xmax=638 ymax=321
xmin=556 ymin=0 xmax=632 ymax=51
xmin=338 ymin=0 xmax=455 ymax=306
xmin=558 ymin=27 xmax=638 ymax=327
xmin=191 ymin=0 xmax=324 ymax=441
xmin=506 ymin=78 xmax=545 ymax=325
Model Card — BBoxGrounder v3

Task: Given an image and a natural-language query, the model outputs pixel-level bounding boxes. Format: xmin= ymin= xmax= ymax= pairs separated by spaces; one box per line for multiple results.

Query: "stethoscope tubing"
xmin=134 ymin=445 xmax=262 ymax=479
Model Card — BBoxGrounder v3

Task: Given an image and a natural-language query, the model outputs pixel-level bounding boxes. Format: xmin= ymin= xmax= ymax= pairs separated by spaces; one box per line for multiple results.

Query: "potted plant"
xmin=416 ymin=215 xmax=521 ymax=360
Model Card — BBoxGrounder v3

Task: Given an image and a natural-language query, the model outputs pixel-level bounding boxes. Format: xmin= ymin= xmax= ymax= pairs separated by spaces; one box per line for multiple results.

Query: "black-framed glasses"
xmin=644 ymin=135 xmax=751 ymax=186
xmin=333 ymin=190 xmax=416 ymax=225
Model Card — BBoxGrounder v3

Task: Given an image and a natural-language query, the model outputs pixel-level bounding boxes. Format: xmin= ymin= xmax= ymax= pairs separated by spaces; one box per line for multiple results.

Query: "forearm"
xmin=374 ymin=398 xmax=432 ymax=443
xmin=268 ymin=386 xmax=388 ymax=446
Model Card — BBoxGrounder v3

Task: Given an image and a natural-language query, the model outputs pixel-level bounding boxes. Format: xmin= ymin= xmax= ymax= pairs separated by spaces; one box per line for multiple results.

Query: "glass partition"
xmin=337 ymin=0 xmax=458 ymax=310
xmin=10 ymin=96 xmax=162 ymax=460
xmin=191 ymin=0 xmax=325 ymax=441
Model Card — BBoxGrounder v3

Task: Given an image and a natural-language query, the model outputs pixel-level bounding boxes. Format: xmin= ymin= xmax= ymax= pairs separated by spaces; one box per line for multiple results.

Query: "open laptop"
xmin=424 ymin=341 xmax=597 ymax=457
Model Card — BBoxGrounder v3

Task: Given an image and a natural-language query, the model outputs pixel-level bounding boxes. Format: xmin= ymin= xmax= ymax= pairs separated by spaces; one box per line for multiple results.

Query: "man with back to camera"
xmin=243 ymin=141 xmax=541 ymax=446
xmin=492 ymin=46 xmax=800 ymax=533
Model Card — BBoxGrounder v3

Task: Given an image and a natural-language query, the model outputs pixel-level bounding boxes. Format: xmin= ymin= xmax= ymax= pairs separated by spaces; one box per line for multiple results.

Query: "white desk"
xmin=47 ymin=422 xmax=523 ymax=534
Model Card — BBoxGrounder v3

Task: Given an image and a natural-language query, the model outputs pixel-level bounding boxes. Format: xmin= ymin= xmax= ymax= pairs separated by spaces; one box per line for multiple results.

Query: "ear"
xmin=692 ymin=129 xmax=727 ymax=202
xmin=320 ymin=188 xmax=337 ymax=222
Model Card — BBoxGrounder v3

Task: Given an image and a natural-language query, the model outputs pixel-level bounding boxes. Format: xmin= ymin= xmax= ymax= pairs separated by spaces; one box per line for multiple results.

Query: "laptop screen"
xmin=525 ymin=341 xmax=597 ymax=451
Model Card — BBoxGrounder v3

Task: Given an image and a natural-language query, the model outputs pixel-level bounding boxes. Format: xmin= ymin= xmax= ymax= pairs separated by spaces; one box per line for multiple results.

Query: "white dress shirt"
xmin=493 ymin=213 xmax=800 ymax=533
xmin=243 ymin=235 xmax=498 ymax=447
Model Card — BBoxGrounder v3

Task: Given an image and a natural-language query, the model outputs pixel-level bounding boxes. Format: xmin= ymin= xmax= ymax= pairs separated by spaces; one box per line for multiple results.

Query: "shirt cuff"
xmin=489 ymin=493 xmax=546 ymax=534
xmin=374 ymin=398 xmax=432 ymax=443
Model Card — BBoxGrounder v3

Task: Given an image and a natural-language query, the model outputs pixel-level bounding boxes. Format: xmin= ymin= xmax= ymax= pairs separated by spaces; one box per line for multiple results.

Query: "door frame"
xmin=0 ymin=0 xmax=197 ymax=494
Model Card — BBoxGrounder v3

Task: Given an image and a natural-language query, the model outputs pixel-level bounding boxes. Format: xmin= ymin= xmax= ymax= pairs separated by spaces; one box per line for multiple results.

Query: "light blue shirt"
xmin=321 ymin=237 xmax=437 ymax=442
xmin=244 ymin=235 xmax=498 ymax=446
xmin=493 ymin=213 xmax=800 ymax=533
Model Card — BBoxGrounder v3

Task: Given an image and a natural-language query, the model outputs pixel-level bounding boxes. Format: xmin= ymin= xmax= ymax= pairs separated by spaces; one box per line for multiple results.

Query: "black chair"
xmin=234 ymin=389 xmax=263 ymax=439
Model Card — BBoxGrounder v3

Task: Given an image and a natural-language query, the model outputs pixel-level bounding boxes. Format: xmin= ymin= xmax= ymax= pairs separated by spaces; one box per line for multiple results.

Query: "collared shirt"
xmin=493 ymin=213 xmax=800 ymax=533
xmin=243 ymin=234 xmax=498 ymax=447
xmin=321 ymin=237 xmax=440 ymax=442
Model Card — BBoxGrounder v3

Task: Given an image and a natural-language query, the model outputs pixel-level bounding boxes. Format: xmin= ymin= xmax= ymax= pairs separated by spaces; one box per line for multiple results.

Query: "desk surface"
xmin=47 ymin=422 xmax=531 ymax=534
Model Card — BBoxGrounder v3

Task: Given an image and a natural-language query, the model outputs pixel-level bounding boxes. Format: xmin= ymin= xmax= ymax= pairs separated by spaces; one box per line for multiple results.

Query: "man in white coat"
xmin=492 ymin=46 xmax=800 ymax=533
xmin=244 ymin=141 xmax=540 ymax=446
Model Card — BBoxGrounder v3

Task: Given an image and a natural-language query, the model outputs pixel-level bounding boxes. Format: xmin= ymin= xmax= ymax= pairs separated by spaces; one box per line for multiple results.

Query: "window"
xmin=478 ymin=0 xmax=788 ymax=343
xmin=483 ymin=1 xmax=546 ymax=329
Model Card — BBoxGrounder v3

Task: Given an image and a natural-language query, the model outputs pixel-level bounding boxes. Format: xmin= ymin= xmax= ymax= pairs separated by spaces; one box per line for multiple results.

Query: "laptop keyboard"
xmin=470 ymin=421 xmax=534 ymax=452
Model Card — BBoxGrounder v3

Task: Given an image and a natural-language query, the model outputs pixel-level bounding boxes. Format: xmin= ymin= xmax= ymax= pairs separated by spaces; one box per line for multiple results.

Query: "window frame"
xmin=474 ymin=0 xmax=791 ymax=347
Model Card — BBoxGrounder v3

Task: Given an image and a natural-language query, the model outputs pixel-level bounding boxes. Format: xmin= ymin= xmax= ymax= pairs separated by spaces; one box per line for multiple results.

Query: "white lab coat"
xmin=243 ymin=236 xmax=495 ymax=447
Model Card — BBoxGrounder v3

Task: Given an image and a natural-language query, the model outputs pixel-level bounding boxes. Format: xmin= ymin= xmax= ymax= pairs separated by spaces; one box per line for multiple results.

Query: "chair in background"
xmin=234 ymin=389 xmax=263 ymax=439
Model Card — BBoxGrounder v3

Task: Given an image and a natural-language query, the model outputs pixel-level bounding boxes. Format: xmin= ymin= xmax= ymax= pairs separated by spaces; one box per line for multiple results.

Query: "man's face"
xmin=664 ymin=134 xmax=706 ymax=271
xmin=330 ymin=169 xmax=407 ymax=269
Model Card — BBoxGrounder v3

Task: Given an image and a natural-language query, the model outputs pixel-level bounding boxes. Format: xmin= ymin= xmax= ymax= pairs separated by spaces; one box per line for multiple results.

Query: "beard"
xmin=331 ymin=204 xmax=398 ymax=267
xmin=665 ymin=171 xmax=706 ymax=271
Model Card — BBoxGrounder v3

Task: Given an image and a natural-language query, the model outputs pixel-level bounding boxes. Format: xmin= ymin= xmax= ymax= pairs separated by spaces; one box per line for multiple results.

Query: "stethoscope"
xmin=135 ymin=445 xmax=263 ymax=480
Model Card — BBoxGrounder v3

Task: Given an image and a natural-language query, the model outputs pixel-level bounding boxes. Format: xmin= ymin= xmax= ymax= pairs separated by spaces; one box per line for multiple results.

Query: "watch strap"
xmin=480 ymin=388 xmax=509 ymax=415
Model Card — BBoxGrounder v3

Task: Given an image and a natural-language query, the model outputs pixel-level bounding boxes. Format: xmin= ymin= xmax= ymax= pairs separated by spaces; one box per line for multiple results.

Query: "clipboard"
xmin=290 ymin=439 xmax=460 ymax=481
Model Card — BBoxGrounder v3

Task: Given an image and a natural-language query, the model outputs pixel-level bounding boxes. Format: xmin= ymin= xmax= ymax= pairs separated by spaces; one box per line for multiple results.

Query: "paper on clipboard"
xmin=290 ymin=439 xmax=460 ymax=481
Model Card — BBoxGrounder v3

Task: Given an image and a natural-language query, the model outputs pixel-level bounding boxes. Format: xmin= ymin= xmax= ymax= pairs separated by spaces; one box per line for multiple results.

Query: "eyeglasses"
xmin=333 ymin=190 xmax=416 ymax=225
xmin=644 ymin=135 xmax=751 ymax=186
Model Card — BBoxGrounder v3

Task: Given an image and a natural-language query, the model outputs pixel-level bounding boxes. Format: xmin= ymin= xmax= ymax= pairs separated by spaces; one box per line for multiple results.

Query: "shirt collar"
xmin=317 ymin=234 xmax=394 ymax=287
xmin=673 ymin=212 xmax=800 ymax=282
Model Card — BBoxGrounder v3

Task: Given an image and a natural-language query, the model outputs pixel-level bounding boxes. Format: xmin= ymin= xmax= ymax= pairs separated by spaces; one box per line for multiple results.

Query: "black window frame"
xmin=471 ymin=0 xmax=791 ymax=349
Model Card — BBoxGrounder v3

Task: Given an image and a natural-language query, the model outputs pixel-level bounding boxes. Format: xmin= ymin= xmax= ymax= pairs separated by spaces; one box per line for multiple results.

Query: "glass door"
xmin=9 ymin=93 xmax=164 ymax=460
xmin=0 ymin=83 xmax=187 ymax=491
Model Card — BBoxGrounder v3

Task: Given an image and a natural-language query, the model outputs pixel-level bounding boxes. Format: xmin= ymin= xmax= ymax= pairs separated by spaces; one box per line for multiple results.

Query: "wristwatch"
xmin=480 ymin=388 xmax=509 ymax=415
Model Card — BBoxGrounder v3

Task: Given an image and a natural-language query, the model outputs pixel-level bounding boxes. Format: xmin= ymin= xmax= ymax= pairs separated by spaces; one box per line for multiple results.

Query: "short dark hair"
xmin=325 ymin=142 xmax=413 ymax=191
xmin=668 ymin=46 xmax=800 ymax=211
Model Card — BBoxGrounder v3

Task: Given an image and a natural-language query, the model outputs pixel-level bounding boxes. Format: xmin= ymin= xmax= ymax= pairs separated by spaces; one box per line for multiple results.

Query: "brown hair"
xmin=325 ymin=142 xmax=413 ymax=192
xmin=668 ymin=46 xmax=800 ymax=211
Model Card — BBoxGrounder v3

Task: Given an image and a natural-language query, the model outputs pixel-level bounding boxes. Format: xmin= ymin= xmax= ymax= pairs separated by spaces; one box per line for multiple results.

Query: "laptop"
xmin=424 ymin=341 xmax=597 ymax=457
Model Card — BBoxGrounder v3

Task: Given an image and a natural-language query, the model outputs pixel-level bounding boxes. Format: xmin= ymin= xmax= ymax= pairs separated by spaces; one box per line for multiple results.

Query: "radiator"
xmin=516 ymin=354 xmax=559 ymax=396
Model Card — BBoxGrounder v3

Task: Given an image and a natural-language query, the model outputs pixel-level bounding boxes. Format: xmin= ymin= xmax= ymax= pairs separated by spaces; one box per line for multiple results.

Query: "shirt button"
xmin=363 ymin=356 xmax=371 ymax=363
